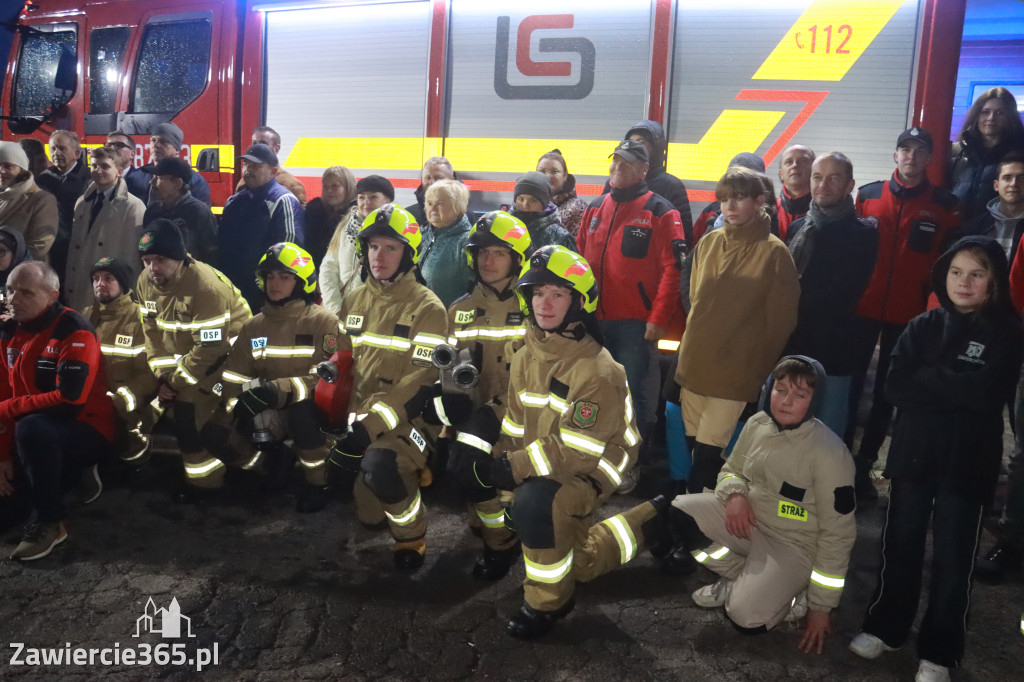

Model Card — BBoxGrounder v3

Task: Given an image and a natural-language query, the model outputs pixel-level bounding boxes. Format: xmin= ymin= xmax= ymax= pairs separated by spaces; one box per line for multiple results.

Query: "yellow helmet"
xmin=257 ymin=242 xmax=317 ymax=295
xmin=357 ymin=204 xmax=423 ymax=264
xmin=514 ymin=245 xmax=599 ymax=317
xmin=464 ymin=211 xmax=532 ymax=270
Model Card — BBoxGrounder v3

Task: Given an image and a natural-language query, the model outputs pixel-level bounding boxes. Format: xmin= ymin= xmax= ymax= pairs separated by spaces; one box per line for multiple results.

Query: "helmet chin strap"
xmin=532 ymin=293 xmax=586 ymax=340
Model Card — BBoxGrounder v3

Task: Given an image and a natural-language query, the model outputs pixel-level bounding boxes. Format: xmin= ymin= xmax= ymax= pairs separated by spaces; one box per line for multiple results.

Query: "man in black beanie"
xmin=135 ymin=219 xmax=252 ymax=501
xmin=83 ymin=257 xmax=159 ymax=468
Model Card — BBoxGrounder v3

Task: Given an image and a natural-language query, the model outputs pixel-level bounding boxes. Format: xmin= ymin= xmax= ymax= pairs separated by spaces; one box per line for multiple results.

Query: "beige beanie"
xmin=0 ymin=141 xmax=30 ymax=172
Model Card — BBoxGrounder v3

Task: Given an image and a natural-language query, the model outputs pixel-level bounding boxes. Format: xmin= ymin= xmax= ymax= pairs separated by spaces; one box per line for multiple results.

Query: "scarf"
xmin=789 ymin=195 xmax=856 ymax=275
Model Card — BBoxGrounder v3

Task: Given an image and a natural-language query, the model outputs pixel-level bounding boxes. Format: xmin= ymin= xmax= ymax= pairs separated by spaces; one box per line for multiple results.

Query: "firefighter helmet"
xmin=256 ymin=242 xmax=317 ymax=295
xmin=514 ymin=245 xmax=599 ymax=317
xmin=464 ymin=210 xmax=532 ymax=270
xmin=356 ymin=203 xmax=423 ymax=263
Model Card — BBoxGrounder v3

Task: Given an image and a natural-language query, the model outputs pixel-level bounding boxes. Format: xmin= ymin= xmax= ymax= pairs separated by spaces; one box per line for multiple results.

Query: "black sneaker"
xmin=507 ymin=598 xmax=575 ymax=639
xmin=975 ymin=542 xmax=1022 ymax=584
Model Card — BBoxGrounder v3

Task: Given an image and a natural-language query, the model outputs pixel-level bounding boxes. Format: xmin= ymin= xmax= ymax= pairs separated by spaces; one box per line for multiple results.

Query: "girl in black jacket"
xmin=849 ymin=236 xmax=1023 ymax=681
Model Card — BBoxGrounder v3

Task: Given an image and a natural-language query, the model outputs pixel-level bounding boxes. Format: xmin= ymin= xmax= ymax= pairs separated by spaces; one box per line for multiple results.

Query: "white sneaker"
xmin=692 ymin=578 xmax=732 ymax=608
xmin=782 ymin=591 xmax=808 ymax=623
xmin=915 ymin=660 xmax=950 ymax=682
xmin=849 ymin=631 xmax=897 ymax=659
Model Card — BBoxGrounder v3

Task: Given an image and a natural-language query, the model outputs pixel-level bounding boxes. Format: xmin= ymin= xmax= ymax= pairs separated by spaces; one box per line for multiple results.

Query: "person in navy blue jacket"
xmin=216 ymin=144 xmax=305 ymax=312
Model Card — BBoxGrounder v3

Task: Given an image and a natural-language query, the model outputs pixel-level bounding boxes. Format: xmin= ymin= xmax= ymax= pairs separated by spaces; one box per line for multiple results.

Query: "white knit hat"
xmin=0 ymin=141 xmax=30 ymax=172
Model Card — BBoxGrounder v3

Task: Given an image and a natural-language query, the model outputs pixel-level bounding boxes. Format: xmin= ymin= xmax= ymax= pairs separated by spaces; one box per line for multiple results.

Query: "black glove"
xmin=457 ymin=453 xmax=515 ymax=503
xmin=327 ymin=421 xmax=371 ymax=473
xmin=236 ymin=381 xmax=279 ymax=418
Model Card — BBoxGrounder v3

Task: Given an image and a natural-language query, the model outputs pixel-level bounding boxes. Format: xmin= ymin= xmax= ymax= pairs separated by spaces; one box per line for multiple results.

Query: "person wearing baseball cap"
xmin=143 ymin=156 xmax=218 ymax=264
xmin=82 ymin=257 xmax=159 ymax=471
xmin=216 ymin=142 xmax=305 ymax=312
xmin=576 ymin=139 xmax=687 ymax=492
xmin=131 ymin=122 xmax=211 ymax=207
xmin=135 ymin=219 xmax=252 ymax=502
xmin=847 ymin=127 xmax=963 ymax=501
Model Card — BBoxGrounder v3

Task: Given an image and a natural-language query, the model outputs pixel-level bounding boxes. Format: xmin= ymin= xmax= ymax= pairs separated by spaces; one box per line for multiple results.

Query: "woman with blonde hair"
xmin=418 ymin=178 xmax=475 ymax=307
xmin=304 ymin=166 xmax=356 ymax=267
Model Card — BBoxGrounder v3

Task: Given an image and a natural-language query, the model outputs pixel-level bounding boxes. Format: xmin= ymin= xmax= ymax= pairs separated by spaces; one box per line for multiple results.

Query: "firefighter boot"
xmin=507 ymin=598 xmax=576 ymax=640
xmin=296 ymin=484 xmax=332 ymax=514
xmin=393 ymin=538 xmax=426 ymax=570
xmin=472 ymin=543 xmax=521 ymax=581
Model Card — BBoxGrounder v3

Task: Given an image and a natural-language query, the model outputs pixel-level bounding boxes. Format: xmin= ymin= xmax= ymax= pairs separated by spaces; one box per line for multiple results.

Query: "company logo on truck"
xmin=494 ymin=15 xmax=595 ymax=100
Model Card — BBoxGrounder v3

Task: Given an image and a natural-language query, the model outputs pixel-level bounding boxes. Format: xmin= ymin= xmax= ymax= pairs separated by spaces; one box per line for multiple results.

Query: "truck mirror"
xmin=195 ymin=148 xmax=219 ymax=173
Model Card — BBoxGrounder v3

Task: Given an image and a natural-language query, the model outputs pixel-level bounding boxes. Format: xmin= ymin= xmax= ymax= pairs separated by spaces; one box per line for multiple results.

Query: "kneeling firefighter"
xmin=208 ymin=242 xmax=341 ymax=512
xmin=327 ymin=204 xmax=449 ymax=570
xmin=454 ymin=245 xmax=674 ymax=638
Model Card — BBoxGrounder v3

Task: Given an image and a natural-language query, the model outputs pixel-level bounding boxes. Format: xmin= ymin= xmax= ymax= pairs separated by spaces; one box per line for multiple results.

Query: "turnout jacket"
xmin=220 ymin=298 xmax=339 ymax=411
xmin=577 ymin=182 xmax=686 ymax=327
xmin=136 ymin=259 xmax=251 ymax=394
xmin=676 ymin=210 xmax=800 ymax=402
xmin=444 ymin=282 xmax=526 ymax=414
xmin=855 ymin=174 xmax=962 ymax=324
xmin=0 ymin=303 xmax=116 ymax=458
xmin=716 ymin=412 xmax=856 ymax=612
xmin=339 ymin=269 xmax=448 ymax=440
xmin=495 ymin=324 xmax=639 ymax=496
xmin=84 ymin=292 xmax=156 ymax=417
xmin=884 ymin=237 xmax=1024 ymax=505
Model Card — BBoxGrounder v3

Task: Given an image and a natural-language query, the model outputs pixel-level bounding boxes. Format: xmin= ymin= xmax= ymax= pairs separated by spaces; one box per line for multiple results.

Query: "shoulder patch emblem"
xmin=588 ymin=216 xmax=600 ymax=233
xmin=323 ymin=333 xmax=338 ymax=353
xmin=572 ymin=400 xmax=599 ymax=429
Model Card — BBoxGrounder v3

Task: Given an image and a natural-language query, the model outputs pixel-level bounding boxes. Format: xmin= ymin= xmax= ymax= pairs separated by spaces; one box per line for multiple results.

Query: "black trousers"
xmin=861 ymin=478 xmax=983 ymax=668
xmin=845 ymin=316 xmax=906 ymax=461
xmin=15 ymin=413 xmax=109 ymax=524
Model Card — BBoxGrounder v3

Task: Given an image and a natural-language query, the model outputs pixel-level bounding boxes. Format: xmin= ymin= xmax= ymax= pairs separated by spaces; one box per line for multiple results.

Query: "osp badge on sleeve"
xmin=572 ymin=401 xmax=599 ymax=429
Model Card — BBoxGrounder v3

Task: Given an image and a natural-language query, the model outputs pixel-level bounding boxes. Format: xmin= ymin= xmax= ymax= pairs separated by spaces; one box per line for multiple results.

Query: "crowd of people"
xmin=0 ymin=86 xmax=1023 ymax=679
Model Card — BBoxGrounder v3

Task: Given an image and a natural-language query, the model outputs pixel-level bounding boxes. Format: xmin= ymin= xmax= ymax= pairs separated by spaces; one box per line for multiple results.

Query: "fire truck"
xmin=1 ymin=0 xmax=966 ymax=215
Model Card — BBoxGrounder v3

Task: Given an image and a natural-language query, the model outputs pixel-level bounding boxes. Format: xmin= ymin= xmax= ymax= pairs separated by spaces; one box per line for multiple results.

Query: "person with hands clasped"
xmin=327 ymin=205 xmax=448 ymax=571
xmin=667 ymin=356 xmax=857 ymax=654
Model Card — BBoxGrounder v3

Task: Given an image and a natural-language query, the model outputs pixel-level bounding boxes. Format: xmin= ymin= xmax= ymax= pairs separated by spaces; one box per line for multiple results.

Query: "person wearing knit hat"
xmin=510 ymin=170 xmax=574 ymax=259
xmin=151 ymin=122 xmax=184 ymax=154
xmin=136 ymin=212 xmax=252 ymax=501
xmin=0 ymin=141 xmax=58 ymax=261
xmin=355 ymin=174 xmax=395 ymax=202
xmin=729 ymin=152 xmax=767 ymax=174
xmin=82 ymin=254 xmax=159 ymax=469
xmin=143 ymin=157 xmax=218 ymax=263
xmin=138 ymin=218 xmax=188 ymax=262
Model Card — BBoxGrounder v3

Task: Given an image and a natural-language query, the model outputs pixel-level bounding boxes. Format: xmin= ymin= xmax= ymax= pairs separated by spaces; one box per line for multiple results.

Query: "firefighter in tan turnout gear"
xmin=455 ymin=245 xmax=673 ymax=639
xmin=135 ymin=219 xmax=252 ymax=501
xmin=327 ymin=204 xmax=448 ymax=570
xmin=83 ymin=257 xmax=158 ymax=467
xmin=438 ymin=211 xmax=531 ymax=580
xmin=210 ymin=242 xmax=339 ymax=513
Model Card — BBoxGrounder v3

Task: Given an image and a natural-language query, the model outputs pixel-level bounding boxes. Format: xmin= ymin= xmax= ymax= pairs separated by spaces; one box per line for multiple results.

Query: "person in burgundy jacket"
xmin=848 ymin=127 xmax=962 ymax=500
xmin=577 ymin=139 xmax=687 ymax=469
xmin=0 ymin=261 xmax=115 ymax=561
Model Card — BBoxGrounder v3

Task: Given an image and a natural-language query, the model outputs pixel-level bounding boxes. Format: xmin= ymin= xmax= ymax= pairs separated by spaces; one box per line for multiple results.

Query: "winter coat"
xmin=37 ymin=160 xmax=91 ymax=240
xmin=132 ymin=164 xmax=211 ymax=207
xmin=143 ymin=190 xmax=218 ymax=264
xmin=304 ymin=197 xmax=350 ymax=268
xmin=419 ymin=213 xmax=475 ymax=308
xmin=0 ymin=175 xmax=58 ymax=260
xmin=948 ymin=135 xmax=1024 ymax=220
xmin=552 ymin=174 xmax=588 ymax=238
xmin=64 ymin=179 xmax=146 ymax=312
xmin=319 ymin=208 xmax=364 ymax=316
xmin=884 ymin=236 xmax=1024 ymax=505
xmin=510 ymin=203 xmax=576 ymax=259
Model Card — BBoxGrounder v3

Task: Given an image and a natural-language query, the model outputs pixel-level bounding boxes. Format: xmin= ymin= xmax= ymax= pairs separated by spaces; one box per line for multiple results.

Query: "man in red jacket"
xmin=848 ymin=127 xmax=962 ymax=500
xmin=577 ymin=140 xmax=686 ymax=482
xmin=0 ymin=262 xmax=115 ymax=561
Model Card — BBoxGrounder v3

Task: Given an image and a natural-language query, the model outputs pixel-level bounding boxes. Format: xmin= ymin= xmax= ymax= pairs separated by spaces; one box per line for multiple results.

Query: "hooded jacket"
xmin=961 ymin=195 xmax=1024 ymax=265
xmin=602 ymin=120 xmax=694 ymax=238
xmin=716 ymin=356 xmax=857 ymax=612
xmin=0 ymin=174 xmax=58 ymax=261
xmin=510 ymin=203 xmax=576 ymax=259
xmin=0 ymin=227 xmax=34 ymax=289
xmin=884 ymin=236 xmax=1023 ymax=505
